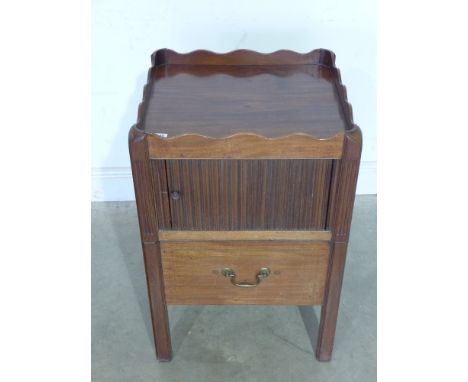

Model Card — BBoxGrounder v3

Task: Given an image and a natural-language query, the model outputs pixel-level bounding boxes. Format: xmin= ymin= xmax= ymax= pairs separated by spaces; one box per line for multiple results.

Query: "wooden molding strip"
xmin=151 ymin=48 xmax=336 ymax=67
xmin=148 ymin=133 xmax=344 ymax=159
xmin=158 ymin=230 xmax=332 ymax=242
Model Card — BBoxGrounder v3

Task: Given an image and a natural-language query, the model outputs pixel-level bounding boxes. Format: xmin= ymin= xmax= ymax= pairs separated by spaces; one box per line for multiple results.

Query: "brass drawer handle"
xmin=222 ymin=267 xmax=271 ymax=288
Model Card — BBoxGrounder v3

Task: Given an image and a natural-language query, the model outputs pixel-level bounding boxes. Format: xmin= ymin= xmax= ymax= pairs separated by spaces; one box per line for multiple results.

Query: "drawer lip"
xmin=158 ymin=230 xmax=332 ymax=242
xmin=160 ymin=240 xmax=330 ymax=306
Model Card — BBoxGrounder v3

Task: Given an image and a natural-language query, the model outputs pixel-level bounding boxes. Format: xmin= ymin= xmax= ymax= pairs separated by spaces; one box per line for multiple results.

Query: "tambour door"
xmin=162 ymin=159 xmax=333 ymax=230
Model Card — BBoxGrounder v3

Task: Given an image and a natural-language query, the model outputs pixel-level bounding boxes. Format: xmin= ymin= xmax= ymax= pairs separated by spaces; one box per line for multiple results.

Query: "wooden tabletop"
xmin=136 ymin=49 xmax=354 ymax=140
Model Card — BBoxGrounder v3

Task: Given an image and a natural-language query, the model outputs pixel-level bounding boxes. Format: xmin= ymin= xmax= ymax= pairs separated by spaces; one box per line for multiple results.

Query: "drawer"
xmin=160 ymin=241 xmax=330 ymax=305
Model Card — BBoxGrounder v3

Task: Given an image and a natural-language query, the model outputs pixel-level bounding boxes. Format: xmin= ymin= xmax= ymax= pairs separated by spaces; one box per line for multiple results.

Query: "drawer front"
xmin=164 ymin=159 xmax=333 ymax=230
xmin=161 ymin=241 xmax=330 ymax=305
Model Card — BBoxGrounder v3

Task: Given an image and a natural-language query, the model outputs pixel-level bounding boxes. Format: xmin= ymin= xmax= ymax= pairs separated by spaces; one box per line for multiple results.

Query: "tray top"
xmin=136 ymin=49 xmax=354 ymax=140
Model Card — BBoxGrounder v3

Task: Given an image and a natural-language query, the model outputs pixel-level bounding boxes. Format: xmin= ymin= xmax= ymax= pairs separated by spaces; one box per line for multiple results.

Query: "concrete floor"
xmin=92 ymin=195 xmax=376 ymax=382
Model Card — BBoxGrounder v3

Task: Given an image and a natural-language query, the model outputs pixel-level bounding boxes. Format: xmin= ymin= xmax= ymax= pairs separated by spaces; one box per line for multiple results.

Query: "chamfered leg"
xmin=129 ymin=125 xmax=172 ymax=361
xmin=316 ymin=127 xmax=362 ymax=361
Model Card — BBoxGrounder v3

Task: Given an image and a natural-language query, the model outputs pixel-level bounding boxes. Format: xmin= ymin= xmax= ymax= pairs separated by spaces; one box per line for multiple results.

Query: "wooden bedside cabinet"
xmin=129 ymin=49 xmax=362 ymax=362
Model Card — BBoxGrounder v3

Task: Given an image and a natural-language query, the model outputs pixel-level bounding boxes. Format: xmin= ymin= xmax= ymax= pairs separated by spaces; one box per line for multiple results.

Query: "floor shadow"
xmin=102 ymin=69 xmax=156 ymax=347
xmin=298 ymin=306 xmax=321 ymax=354
xmin=99 ymin=67 xmax=204 ymax=355
xmin=109 ymin=202 xmax=155 ymax=346
xmin=169 ymin=306 xmax=204 ymax=353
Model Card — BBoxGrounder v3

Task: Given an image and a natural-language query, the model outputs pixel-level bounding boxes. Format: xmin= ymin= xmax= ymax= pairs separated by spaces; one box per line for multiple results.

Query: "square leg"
xmin=316 ymin=242 xmax=348 ymax=361
xmin=142 ymin=242 xmax=172 ymax=361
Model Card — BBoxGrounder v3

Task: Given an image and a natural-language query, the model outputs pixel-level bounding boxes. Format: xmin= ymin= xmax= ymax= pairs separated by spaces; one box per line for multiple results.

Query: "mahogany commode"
xmin=129 ymin=48 xmax=362 ymax=362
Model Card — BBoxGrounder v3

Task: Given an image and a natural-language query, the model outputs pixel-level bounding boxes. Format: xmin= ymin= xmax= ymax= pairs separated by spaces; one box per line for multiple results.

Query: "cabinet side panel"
xmin=129 ymin=128 xmax=158 ymax=242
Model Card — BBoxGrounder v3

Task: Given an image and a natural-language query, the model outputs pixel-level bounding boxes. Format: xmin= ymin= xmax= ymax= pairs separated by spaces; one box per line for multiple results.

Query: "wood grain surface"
xmin=151 ymin=48 xmax=336 ymax=67
xmin=142 ymin=70 xmax=348 ymax=140
xmin=158 ymin=230 xmax=332 ymax=241
xmin=148 ymin=133 xmax=343 ymax=159
xmin=128 ymin=126 xmax=159 ymax=242
xmin=141 ymin=242 xmax=172 ymax=361
xmin=316 ymin=126 xmax=362 ymax=361
xmin=135 ymin=48 xmax=356 ymax=158
xmin=164 ymin=159 xmax=333 ymax=230
xmin=161 ymin=241 xmax=330 ymax=305
xmin=129 ymin=48 xmax=362 ymax=362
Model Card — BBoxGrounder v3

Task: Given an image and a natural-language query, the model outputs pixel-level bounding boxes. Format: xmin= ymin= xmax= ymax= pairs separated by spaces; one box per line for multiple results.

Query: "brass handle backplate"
xmin=222 ymin=267 xmax=271 ymax=288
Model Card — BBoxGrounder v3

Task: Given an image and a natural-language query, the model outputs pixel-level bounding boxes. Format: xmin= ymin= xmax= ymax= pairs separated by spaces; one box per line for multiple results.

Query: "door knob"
xmin=170 ymin=191 xmax=181 ymax=200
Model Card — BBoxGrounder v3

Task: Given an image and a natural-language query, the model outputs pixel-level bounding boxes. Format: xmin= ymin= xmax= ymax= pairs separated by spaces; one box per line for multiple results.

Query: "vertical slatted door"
xmin=165 ymin=159 xmax=333 ymax=230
